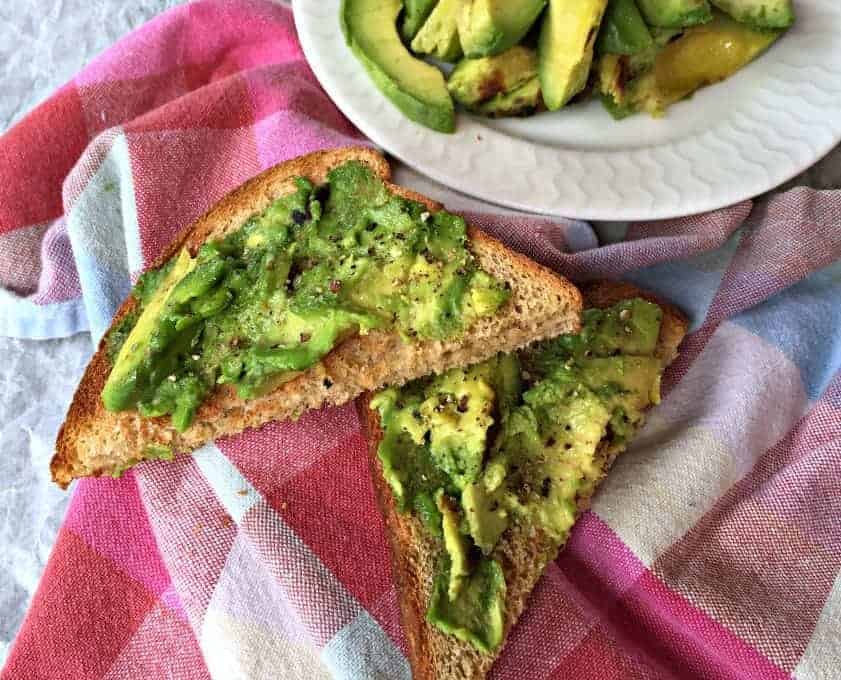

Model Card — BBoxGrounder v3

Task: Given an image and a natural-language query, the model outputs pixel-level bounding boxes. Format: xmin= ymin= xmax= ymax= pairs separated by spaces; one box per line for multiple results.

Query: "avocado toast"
xmin=52 ymin=147 xmax=582 ymax=487
xmin=359 ymin=281 xmax=687 ymax=679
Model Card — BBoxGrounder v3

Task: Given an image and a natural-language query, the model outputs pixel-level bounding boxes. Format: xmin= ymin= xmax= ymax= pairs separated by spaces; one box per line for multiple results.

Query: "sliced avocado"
xmin=710 ymin=0 xmax=793 ymax=28
xmin=102 ymin=249 xmax=196 ymax=412
xmin=402 ymin=0 xmax=439 ymax=42
xmin=596 ymin=54 xmax=634 ymax=116
xmin=636 ymin=0 xmax=712 ymax=28
xmin=539 ymin=0 xmax=610 ymax=111
xmin=597 ymin=0 xmax=654 ymax=55
xmin=342 ymin=0 xmax=455 ymax=133
xmin=448 ymin=46 xmax=538 ymax=108
xmin=448 ymin=46 xmax=543 ymax=117
xmin=595 ymin=28 xmax=681 ymax=116
xmin=629 ymin=11 xmax=783 ymax=116
xmin=459 ymin=0 xmax=548 ymax=58
xmin=438 ymin=490 xmax=470 ymax=599
xmin=476 ymin=76 xmax=542 ymax=117
xmin=411 ymin=0 xmax=463 ymax=62
xmin=427 ymin=556 xmax=506 ymax=653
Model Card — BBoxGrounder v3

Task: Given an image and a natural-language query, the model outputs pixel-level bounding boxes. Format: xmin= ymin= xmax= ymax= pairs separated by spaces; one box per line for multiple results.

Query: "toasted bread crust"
xmin=52 ymin=148 xmax=582 ymax=487
xmin=359 ymin=282 xmax=688 ymax=680
xmin=361 ymin=397 xmax=433 ymax=677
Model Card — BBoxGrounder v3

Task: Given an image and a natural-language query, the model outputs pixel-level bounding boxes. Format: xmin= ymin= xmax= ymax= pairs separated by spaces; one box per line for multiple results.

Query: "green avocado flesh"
xmin=539 ymin=0 xmax=610 ymax=111
xmin=342 ymin=0 xmax=455 ymax=133
xmin=598 ymin=11 xmax=782 ymax=118
xmin=411 ymin=0 xmax=464 ymax=62
xmin=372 ymin=297 xmax=666 ymax=653
xmin=448 ymin=46 xmax=542 ymax=117
xmin=343 ymin=0 xmax=792 ymax=129
xmin=597 ymin=0 xmax=654 ymax=55
xmin=101 ymin=160 xmax=509 ymax=431
xmin=402 ymin=0 xmax=439 ymax=42
xmin=459 ymin=0 xmax=548 ymax=58
xmin=636 ymin=0 xmax=713 ymax=28
xmin=710 ymin=0 xmax=794 ymax=29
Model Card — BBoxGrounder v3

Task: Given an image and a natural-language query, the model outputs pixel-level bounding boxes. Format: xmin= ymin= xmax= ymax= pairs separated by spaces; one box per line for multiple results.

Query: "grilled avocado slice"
xmin=539 ymin=0 xmax=609 ymax=110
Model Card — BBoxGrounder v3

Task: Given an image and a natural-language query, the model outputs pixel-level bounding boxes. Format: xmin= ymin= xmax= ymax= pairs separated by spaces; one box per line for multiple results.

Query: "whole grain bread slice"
xmin=358 ymin=281 xmax=688 ymax=680
xmin=52 ymin=147 xmax=583 ymax=488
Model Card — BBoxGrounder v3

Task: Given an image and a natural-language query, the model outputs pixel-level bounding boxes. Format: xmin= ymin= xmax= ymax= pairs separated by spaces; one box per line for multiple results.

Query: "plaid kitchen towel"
xmin=1 ymin=1 xmax=840 ymax=678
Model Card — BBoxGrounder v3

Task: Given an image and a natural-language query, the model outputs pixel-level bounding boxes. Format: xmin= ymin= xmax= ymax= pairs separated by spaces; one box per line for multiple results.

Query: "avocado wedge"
xmin=401 ymin=0 xmax=439 ymax=41
xmin=448 ymin=47 xmax=543 ymax=118
xmin=342 ymin=0 xmax=455 ymax=133
xmin=636 ymin=0 xmax=713 ymax=28
xmin=597 ymin=0 xmax=654 ymax=55
xmin=411 ymin=0 xmax=463 ymax=62
xmin=102 ymin=249 xmax=196 ymax=412
xmin=600 ymin=11 xmax=783 ymax=118
xmin=539 ymin=0 xmax=609 ymax=110
xmin=476 ymin=77 xmax=542 ymax=117
xmin=710 ymin=0 xmax=794 ymax=29
xmin=459 ymin=0 xmax=548 ymax=58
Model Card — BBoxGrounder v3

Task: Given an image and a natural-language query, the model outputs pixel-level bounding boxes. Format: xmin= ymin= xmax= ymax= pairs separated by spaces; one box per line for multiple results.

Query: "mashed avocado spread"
xmin=102 ymin=161 xmax=509 ymax=430
xmin=371 ymin=298 xmax=665 ymax=653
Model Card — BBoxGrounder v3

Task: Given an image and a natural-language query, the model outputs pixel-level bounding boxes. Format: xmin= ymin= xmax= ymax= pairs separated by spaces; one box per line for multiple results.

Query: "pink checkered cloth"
xmin=2 ymin=2 xmax=840 ymax=678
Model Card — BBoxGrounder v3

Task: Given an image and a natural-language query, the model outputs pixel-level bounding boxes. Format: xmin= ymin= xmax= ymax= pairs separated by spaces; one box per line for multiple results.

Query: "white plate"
xmin=294 ymin=1 xmax=841 ymax=220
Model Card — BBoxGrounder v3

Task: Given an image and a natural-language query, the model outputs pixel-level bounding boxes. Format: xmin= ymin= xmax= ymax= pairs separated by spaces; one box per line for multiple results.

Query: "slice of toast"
xmin=51 ymin=147 xmax=582 ymax=488
xmin=358 ymin=281 xmax=688 ymax=680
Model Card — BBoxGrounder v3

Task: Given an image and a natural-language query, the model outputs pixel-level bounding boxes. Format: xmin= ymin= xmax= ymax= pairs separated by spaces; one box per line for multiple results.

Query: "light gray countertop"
xmin=0 ymin=0 xmax=838 ymax=666
xmin=0 ymin=0 xmax=182 ymax=664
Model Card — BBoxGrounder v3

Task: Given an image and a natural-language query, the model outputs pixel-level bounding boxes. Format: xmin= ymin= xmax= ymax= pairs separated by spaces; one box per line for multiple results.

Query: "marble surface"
xmin=0 ymin=0 xmax=183 ymax=664
xmin=0 ymin=0 xmax=838 ymax=667
xmin=0 ymin=335 xmax=91 ymax=662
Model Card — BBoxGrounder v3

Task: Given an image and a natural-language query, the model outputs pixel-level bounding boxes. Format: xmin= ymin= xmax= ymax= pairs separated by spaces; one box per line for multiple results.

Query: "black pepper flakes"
xmin=541 ymin=478 xmax=552 ymax=497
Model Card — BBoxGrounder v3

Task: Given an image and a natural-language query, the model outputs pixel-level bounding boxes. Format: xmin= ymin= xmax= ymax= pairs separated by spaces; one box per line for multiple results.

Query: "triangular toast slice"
xmin=52 ymin=147 xmax=582 ymax=487
xmin=359 ymin=281 xmax=687 ymax=679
